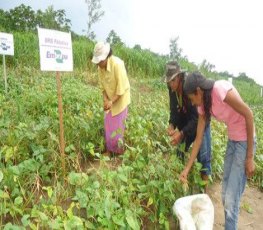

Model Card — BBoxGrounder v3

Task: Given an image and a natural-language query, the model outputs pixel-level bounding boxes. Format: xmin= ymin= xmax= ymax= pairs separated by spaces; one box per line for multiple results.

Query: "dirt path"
xmin=207 ymin=181 xmax=263 ymax=230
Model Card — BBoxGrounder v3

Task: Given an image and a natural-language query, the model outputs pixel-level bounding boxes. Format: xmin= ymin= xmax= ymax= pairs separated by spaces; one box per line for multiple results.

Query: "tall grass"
xmin=1 ymin=32 xmax=262 ymax=104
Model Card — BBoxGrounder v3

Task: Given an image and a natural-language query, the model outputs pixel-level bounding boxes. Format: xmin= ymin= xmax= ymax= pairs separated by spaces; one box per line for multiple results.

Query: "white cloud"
xmin=2 ymin=0 xmax=263 ymax=85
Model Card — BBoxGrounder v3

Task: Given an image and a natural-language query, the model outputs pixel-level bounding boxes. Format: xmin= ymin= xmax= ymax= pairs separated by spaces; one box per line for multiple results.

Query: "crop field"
xmin=0 ymin=34 xmax=262 ymax=229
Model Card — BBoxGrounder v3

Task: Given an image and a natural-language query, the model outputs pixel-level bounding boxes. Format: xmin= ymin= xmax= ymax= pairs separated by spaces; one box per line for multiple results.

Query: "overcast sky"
xmin=2 ymin=0 xmax=263 ymax=86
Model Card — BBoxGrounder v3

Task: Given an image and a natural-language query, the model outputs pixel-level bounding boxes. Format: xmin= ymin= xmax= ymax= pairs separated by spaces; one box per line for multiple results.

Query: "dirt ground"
xmin=207 ymin=181 xmax=263 ymax=230
xmin=85 ymin=159 xmax=263 ymax=229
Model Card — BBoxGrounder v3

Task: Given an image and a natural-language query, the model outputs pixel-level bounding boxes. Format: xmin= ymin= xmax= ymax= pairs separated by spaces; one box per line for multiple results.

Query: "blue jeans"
xmin=197 ymin=124 xmax=211 ymax=175
xmin=222 ymin=140 xmax=256 ymax=230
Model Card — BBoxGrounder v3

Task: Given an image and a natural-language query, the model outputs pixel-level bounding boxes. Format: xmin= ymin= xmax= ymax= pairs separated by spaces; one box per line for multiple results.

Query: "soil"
xmin=83 ymin=158 xmax=263 ymax=229
xmin=168 ymin=181 xmax=263 ymax=230
xmin=207 ymin=181 xmax=263 ymax=230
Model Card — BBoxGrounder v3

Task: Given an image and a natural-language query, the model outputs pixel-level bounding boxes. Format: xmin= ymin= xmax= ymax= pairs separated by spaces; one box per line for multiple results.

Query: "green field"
xmin=0 ymin=33 xmax=262 ymax=229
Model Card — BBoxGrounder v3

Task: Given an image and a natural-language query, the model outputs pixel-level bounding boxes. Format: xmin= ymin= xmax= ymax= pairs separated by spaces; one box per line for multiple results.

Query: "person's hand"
xmin=170 ymin=131 xmax=183 ymax=145
xmin=179 ymin=168 xmax=189 ymax=184
xmin=167 ymin=124 xmax=175 ymax=136
xmin=245 ymin=157 xmax=255 ymax=178
xmin=104 ymin=100 xmax=112 ymax=111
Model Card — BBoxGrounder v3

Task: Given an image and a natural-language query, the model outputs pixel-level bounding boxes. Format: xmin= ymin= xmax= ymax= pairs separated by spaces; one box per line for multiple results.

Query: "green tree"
xmin=199 ymin=59 xmax=215 ymax=73
xmin=0 ymin=9 xmax=8 ymax=31
xmin=218 ymin=71 xmax=234 ymax=80
xmin=36 ymin=6 xmax=71 ymax=31
xmin=133 ymin=44 xmax=142 ymax=50
xmin=85 ymin=0 xmax=104 ymax=40
xmin=0 ymin=4 xmax=71 ymax=33
xmin=237 ymin=72 xmax=255 ymax=84
xmin=169 ymin=37 xmax=182 ymax=60
xmin=5 ymin=4 xmax=37 ymax=32
xmin=106 ymin=30 xmax=123 ymax=45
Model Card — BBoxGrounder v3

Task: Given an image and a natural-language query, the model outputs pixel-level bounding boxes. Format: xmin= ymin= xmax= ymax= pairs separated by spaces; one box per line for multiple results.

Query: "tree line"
xmin=0 ymin=4 xmax=71 ymax=33
xmin=0 ymin=3 xmax=257 ymax=85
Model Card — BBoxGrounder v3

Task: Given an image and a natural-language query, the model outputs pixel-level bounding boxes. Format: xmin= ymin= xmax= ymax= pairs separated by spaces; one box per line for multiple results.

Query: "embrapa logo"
xmin=46 ymin=49 xmax=68 ymax=63
xmin=0 ymin=42 xmax=10 ymax=51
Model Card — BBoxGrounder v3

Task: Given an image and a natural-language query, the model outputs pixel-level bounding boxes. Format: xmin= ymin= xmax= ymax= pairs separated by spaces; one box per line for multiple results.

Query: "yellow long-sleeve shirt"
xmin=98 ymin=55 xmax=130 ymax=116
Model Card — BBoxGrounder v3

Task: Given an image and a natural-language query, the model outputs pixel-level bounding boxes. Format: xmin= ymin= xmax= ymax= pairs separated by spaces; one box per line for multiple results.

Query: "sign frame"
xmin=38 ymin=27 xmax=73 ymax=72
xmin=0 ymin=32 xmax=14 ymax=56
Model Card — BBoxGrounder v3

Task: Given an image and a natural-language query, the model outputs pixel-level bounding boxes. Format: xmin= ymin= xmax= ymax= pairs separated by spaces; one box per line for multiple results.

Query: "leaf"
xmin=21 ymin=214 xmax=31 ymax=227
xmin=48 ymin=217 xmax=63 ymax=229
xmin=75 ymin=190 xmax=88 ymax=208
xmin=64 ymin=216 xmax=83 ymax=230
xmin=242 ymin=202 xmax=253 ymax=214
xmin=68 ymin=172 xmax=89 ymax=186
xmin=164 ymin=220 xmax=170 ymax=230
xmin=29 ymin=223 xmax=37 ymax=230
xmin=125 ymin=210 xmax=140 ymax=230
xmin=147 ymin=197 xmax=153 ymax=207
xmin=43 ymin=186 xmax=53 ymax=198
xmin=0 ymin=170 xmax=3 ymax=183
xmin=110 ymin=131 xmax=117 ymax=138
xmin=112 ymin=214 xmax=125 ymax=227
xmin=3 ymin=223 xmax=24 ymax=230
xmin=85 ymin=220 xmax=95 ymax=229
xmin=38 ymin=211 xmax=48 ymax=222
xmin=66 ymin=202 xmax=75 ymax=219
xmin=5 ymin=146 xmax=15 ymax=162
xmin=0 ymin=190 xmax=9 ymax=199
xmin=182 ymin=181 xmax=189 ymax=193
xmin=65 ymin=144 xmax=76 ymax=153
xmin=118 ymin=173 xmax=128 ymax=183
xmin=14 ymin=196 xmax=23 ymax=205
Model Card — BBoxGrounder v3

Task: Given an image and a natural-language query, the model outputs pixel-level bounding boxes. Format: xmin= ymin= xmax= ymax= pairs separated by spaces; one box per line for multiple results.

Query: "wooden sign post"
xmin=56 ymin=71 xmax=66 ymax=172
xmin=38 ymin=27 xmax=73 ymax=178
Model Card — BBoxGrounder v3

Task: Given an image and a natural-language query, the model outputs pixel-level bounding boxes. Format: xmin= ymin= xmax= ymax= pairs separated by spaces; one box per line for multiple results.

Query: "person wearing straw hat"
xmin=181 ymin=72 xmax=256 ymax=230
xmin=92 ymin=41 xmax=130 ymax=155
xmin=164 ymin=61 xmax=212 ymax=188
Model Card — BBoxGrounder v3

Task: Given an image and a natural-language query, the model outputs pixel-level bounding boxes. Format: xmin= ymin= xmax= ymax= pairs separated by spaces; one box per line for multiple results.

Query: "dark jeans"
xmin=177 ymin=125 xmax=211 ymax=173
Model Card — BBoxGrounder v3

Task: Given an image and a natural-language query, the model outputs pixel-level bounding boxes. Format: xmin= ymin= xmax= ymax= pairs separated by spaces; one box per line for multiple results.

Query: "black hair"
xmin=177 ymin=73 xmax=185 ymax=87
xmin=178 ymin=72 xmax=185 ymax=78
xmin=203 ymin=88 xmax=213 ymax=123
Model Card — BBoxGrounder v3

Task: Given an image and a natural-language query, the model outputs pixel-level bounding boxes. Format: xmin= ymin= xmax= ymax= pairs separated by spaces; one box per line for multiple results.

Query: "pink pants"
xmin=104 ymin=107 xmax=128 ymax=154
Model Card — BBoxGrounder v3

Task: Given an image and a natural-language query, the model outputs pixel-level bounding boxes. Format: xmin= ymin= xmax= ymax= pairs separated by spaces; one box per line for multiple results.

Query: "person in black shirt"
xmin=164 ymin=61 xmax=212 ymax=188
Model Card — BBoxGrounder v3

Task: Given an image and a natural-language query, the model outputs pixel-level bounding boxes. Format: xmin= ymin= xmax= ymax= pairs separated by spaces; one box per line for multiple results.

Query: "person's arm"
xmin=171 ymin=97 xmax=198 ymax=145
xmin=224 ymin=90 xmax=255 ymax=177
xmin=179 ymin=114 xmax=206 ymax=183
xmin=111 ymin=95 xmax=121 ymax=103
xmin=104 ymin=94 xmax=121 ymax=110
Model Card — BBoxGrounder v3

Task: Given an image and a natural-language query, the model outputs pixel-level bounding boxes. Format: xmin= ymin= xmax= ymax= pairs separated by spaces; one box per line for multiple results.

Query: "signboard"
xmin=0 ymin=32 xmax=14 ymax=56
xmin=38 ymin=27 xmax=73 ymax=71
